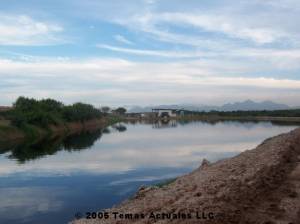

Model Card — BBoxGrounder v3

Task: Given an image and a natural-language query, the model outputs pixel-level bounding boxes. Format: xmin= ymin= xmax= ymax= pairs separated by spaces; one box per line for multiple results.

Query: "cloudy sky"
xmin=0 ymin=0 xmax=300 ymax=106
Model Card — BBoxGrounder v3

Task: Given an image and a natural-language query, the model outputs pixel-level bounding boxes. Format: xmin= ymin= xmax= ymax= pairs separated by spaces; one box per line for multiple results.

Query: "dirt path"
xmin=72 ymin=128 xmax=300 ymax=224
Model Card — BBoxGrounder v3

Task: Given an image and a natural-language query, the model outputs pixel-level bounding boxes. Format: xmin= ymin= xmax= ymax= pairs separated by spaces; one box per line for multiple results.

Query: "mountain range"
xmin=127 ymin=100 xmax=290 ymax=113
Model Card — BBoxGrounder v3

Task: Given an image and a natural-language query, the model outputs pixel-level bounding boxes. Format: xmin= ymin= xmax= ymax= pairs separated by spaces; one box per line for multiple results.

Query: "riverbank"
xmin=0 ymin=116 xmax=122 ymax=143
xmin=125 ymin=115 xmax=300 ymax=123
xmin=178 ymin=115 xmax=300 ymax=123
xmin=72 ymin=127 xmax=300 ymax=224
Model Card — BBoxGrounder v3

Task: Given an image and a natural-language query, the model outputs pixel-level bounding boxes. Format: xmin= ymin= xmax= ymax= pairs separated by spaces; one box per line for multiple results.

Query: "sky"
xmin=0 ymin=0 xmax=300 ymax=107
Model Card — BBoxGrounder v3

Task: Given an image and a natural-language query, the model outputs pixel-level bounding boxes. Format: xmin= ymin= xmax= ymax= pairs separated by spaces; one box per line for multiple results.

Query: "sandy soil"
xmin=72 ymin=128 xmax=300 ymax=224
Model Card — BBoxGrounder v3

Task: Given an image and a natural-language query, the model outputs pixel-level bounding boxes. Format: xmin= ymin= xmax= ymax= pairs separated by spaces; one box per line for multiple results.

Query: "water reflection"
xmin=0 ymin=120 xmax=298 ymax=224
xmin=0 ymin=129 xmax=104 ymax=163
xmin=63 ymin=129 xmax=103 ymax=151
xmin=111 ymin=124 xmax=127 ymax=132
xmin=153 ymin=119 xmax=177 ymax=129
xmin=0 ymin=187 xmax=64 ymax=222
xmin=0 ymin=121 xmax=298 ymax=174
xmin=0 ymin=124 xmax=129 ymax=164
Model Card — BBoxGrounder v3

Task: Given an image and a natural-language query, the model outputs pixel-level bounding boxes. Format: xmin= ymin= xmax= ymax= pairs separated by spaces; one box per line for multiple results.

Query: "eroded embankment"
xmin=72 ymin=128 xmax=300 ymax=224
xmin=0 ymin=118 xmax=112 ymax=142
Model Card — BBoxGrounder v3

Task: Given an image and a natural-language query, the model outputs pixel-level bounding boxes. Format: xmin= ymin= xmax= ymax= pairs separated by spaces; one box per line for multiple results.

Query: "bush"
xmin=63 ymin=103 xmax=102 ymax=122
xmin=8 ymin=97 xmax=103 ymax=127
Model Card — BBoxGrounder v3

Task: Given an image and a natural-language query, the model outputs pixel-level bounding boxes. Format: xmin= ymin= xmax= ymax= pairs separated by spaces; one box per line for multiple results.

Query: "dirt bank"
xmin=49 ymin=118 xmax=110 ymax=136
xmin=0 ymin=117 xmax=113 ymax=142
xmin=72 ymin=128 xmax=300 ymax=224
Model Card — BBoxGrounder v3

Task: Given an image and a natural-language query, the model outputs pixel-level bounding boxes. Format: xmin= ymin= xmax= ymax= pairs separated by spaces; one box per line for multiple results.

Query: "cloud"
xmin=96 ymin=44 xmax=300 ymax=68
xmin=1 ymin=57 xmax=300 ymax=106
xmin=107 ymin=0 xmax=299 ymax=48
xmin=157 ymin=12 xmax=287 ymax=44
xmin=115 ymin=11 xmax=291 ymax=46
xmin=0 ymin=14 xmax=64 ymax=46
xmin=114 ymin=35 xmax=134 ymax=45
xmin=96 ymin=44 xmax=207 ymax=58
xmin=257 ymin=0 xmax=300 ymax=10
xmin=2 ymin=57 xmax=300 ymax=88
xmin=0 ymin=1 xmax=300 ymax=106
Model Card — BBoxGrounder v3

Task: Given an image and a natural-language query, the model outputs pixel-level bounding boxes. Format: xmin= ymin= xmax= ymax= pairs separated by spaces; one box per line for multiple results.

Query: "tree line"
xmin=1 ymin=97 xmax=126 ymax=128
xmin=184 ymin=109 xmax=300 ymax=117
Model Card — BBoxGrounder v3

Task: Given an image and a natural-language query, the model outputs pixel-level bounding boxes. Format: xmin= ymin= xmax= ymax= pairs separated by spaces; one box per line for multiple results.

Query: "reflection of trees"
xmin=111 ymin=124 xmax=127 ymax=132
xmin=177 ymin=119 xmax=259 ymax=126
xmin=7 ymin=137 xmax=63 ymax=163
xmin=0 ymin=141 xmax=18 ymax=155
xmin=63 ymin=129 xmax=102 ymax=151
xmin=178 ymin=119 xmax=300 ymax=127
xmin=0 ymin=128 xmax=104 ymax=163
xmin=102 ymin=127 xmax=111 ymax=134
xmin=270 ymin=121 xmax=300 ymax=126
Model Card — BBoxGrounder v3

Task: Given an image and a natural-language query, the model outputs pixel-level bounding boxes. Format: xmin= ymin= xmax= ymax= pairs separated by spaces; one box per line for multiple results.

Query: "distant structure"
xmin=152 ymin=108 xmax=185 ymax=118
xmin=0 ymin=106 xmax=12 ymax=112
xmin=126 ymin=108 xmax=195 ymax=120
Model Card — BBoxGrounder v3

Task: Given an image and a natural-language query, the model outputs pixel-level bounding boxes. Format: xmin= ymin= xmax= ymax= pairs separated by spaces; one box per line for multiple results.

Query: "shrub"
xmin=8 ymin=97 xmax=102 ymax=127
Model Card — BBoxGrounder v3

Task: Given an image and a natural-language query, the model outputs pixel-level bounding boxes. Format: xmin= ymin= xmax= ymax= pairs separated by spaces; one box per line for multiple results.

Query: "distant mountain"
xmin=127 ymin=100 xmax=290 ymax=113
xmin=220 ymin=100 xmax=289 ymax=111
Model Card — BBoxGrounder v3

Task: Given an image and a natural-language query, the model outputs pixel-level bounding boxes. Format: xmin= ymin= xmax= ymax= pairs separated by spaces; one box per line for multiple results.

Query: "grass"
xmin=107 ymin=115 xmax=124 ymax=124
xmin=0 ymin=119 xmax=10 ymax=126
xmin=0 ymin=115 xmax=123 ymax=142
xmin=0 ymin=117 xmax=52 ymax=142
xmin=153 ymin=178 xmax=177 ymax=188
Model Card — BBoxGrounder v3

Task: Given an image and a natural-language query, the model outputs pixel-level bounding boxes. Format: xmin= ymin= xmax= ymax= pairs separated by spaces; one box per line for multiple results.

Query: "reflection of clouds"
xmin=0 ymin=122 xmax=297 ymax=177
xmin=109 ymin=173 xmax=181 ymax=186
xmin=0 ymin=187 xmax=64 ymax=221
xmin=101 ymin=122 xmax=293 ymax=147
xmin=114 ymin=186 xmax=136 ymax=196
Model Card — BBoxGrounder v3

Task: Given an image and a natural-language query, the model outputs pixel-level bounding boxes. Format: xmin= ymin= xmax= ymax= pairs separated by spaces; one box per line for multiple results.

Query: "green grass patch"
xmin=153 ymin=178 xmax=177 ymax=188
xmin=0 ymin=119 xmax=10 ymax=126
xmin=107 ymin=115 xmax=124 ymax=124
xmin=0 ymin=124 xmax=17 ymax=133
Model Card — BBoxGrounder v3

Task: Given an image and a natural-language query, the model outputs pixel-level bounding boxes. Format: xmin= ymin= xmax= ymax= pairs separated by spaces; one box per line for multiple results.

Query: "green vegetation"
xmin=1 ymin=97 xmax=103 ymax=128
xmin=100 ymin=106 xmax=111 ymax=114
xmin=154 ymin=178 xmax=177 ymax=188
xmin=112 ymin=107 xmax=127 ymax=115
xmin=0 ymin=124 xmax=20 ymax=139
xmin=192 ymin=109 xmax=300 ymax=117
xmin=0 ymin=128 xmax=104 ymax=163
xmin=107 ymin=115 xmax=124 ymax=124
xmin=0 ymin=97 xmax=115 ymax=141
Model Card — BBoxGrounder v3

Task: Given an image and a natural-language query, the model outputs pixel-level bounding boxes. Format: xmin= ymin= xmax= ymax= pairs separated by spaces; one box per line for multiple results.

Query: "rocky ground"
xmin=72 ymin=128 xmax=300 ymax=224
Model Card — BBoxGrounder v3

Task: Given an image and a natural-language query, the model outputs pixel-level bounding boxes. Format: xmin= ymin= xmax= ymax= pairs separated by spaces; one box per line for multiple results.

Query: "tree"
xmin=8 ymin=97 xmax=103 ymax=127
xmin=62 ymin=103 xmax=102 ymax=122
xmin=114 ymin=107 xmax=126 ymax=115
xmin=14 ymin=97 xmax=38 ymax=112
xmin=39 ymin=98 xmax=64 ymax=112
xmin=100 ymin=106 xmax=110 ymax=114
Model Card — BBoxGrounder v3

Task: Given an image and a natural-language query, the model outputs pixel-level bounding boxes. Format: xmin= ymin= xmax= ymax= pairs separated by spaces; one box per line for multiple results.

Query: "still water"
xmin=0 ymin=120 xmax=298 ymax=224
